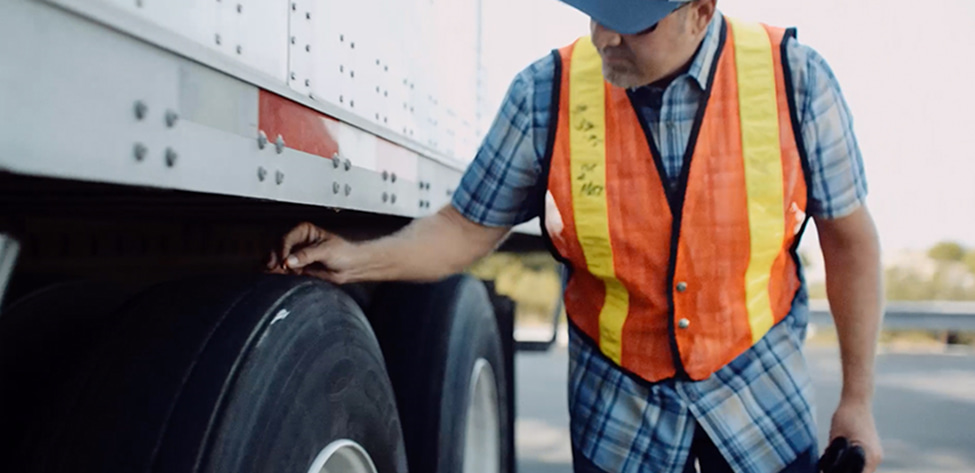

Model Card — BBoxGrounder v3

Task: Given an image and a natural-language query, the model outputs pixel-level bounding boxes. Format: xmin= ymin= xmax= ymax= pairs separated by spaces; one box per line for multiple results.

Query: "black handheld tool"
xmin=819 ymin=437 xmax=866 ymax=473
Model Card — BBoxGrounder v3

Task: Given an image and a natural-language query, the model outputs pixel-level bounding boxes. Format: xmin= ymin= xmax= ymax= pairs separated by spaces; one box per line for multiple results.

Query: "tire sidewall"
xmin=200 ymin=280 xmax=408 ymax=473
xmin=438 ymin=278 xmax=510 ymax=473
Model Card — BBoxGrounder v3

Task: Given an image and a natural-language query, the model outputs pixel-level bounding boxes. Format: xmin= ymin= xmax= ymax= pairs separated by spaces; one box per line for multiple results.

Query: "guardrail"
xmin=809 ymin=300 xmax=975 ymax=331
xmin=515 ymin=299 xmax=975 ymax=352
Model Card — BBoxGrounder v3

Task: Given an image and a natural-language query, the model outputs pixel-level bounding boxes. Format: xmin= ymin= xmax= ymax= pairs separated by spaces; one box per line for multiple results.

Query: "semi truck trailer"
xmin=0 ymin=1 xmax=551 ymax=471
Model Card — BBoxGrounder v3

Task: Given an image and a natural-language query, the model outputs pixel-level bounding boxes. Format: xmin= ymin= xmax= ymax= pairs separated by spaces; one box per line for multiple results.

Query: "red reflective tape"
xmin=258 ymin=90 xmax=339 ymax=159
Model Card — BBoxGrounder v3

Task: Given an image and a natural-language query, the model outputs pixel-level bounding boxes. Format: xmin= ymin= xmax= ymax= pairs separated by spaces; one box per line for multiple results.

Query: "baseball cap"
xmin=560 ymin=0 xmax=692 ymax=35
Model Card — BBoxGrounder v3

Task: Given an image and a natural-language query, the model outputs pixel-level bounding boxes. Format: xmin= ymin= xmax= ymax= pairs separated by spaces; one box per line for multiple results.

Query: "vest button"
xmin=678 ymin=318 xmax=691 ymax=329
xmin=676 ymin=281 xmax=688 ymax=293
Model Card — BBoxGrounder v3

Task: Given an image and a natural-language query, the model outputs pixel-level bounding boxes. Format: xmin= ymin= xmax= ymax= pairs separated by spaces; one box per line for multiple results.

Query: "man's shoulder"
xmin=518 ymin=52 xmax=559 ymax=89
xmin=783 ymin=34 xmax=837 ymax=84
xmin=500 ymin=52 xmax=560 ymax=114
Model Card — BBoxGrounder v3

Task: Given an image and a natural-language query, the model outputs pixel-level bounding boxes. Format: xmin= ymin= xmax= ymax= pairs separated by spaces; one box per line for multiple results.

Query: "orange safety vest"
xmin=545 ymin=18 xmax=810 ymax=382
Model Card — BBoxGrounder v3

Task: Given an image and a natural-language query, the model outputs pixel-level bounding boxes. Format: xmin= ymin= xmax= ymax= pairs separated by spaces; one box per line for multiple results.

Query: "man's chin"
xmin=601 ymin=67 xmax=644 ymax=89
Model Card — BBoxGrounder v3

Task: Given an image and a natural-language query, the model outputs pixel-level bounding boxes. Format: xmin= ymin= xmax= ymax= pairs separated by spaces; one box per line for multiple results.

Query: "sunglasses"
xmin=632 ymin=1 xmax=693 ymax=35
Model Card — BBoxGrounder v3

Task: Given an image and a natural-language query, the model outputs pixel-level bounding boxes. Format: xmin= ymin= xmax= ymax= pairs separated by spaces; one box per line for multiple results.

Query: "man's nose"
xmin=590 ymin=21 xmax=623 ymax=49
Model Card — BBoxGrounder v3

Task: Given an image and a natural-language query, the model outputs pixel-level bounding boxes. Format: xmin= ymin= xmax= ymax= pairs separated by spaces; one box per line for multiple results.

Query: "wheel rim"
xmin=307 ymin=440 xmax=378 ymax=473
xmin=463 ymin=358 xmax=501 ymax=473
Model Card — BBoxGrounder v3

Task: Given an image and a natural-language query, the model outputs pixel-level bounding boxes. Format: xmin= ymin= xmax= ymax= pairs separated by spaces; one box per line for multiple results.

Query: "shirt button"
xmin=678 ymin=318 xmax=691 ymax=329
xmin=676 ymin=281 xmax=688 ymax=293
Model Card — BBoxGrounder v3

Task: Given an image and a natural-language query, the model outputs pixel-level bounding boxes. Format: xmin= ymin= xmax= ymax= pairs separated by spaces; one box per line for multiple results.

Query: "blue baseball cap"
xmin=560 ymin=0 xmax=691 ymax=35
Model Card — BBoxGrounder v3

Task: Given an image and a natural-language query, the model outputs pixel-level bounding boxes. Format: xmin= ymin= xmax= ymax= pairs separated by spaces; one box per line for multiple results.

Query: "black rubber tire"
xmin=22 ymin=274 xmax=407 ymax=473
xmin=370 ymin=275 xmax=512 ymax=473
xmin=0 ymin=281 xmax=139 ymax=470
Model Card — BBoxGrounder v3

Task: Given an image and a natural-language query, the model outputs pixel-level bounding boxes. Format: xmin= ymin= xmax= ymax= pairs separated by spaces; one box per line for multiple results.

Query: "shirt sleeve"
xmin=450 ymin=55 xmax=555 ymax=227
xmin=786 ymin=38 xmax=868 ymax=220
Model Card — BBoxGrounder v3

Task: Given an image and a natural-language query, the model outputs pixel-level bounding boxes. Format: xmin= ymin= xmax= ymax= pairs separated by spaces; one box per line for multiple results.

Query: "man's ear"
xmin=690 ymin=0 xmax=717 ymax=35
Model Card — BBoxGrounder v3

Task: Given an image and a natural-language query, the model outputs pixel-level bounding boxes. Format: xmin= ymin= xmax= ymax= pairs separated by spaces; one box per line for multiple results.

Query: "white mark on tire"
xmin=257 ymin=309 xmax=291 ymax=348
xmin=271 ymin=309 xmax=291 ymax=326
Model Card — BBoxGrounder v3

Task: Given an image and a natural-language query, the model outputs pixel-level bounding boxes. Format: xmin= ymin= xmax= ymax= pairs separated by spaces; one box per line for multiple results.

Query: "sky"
xmin=478 ymin=0 xmax=975 ymax=253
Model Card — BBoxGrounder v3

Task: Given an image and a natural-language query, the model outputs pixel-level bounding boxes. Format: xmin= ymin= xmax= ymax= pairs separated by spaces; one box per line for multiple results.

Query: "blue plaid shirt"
xmin=453 ymin=15 xmax=867 ymax=473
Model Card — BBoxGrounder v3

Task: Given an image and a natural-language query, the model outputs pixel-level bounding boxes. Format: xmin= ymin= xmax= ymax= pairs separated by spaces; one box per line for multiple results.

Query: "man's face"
xmin=590 ymin=1 xmax=707 ymax=88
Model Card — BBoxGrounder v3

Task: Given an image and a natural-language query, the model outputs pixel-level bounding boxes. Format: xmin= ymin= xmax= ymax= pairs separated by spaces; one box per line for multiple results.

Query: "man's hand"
xmin=829 ymin=399 xmax=882 ymax=472
xmin=266 ymin=222 xmax=361 ymax=284
xmin=268 ymin=206 xmax=511 ymax=284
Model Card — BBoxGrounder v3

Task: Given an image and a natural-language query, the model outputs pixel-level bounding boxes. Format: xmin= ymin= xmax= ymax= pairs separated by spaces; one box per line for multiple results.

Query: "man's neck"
xmin=637 ymin=32 xmax=708 ymax=91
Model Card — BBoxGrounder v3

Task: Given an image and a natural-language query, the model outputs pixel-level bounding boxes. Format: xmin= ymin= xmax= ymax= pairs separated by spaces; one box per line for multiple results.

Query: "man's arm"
xmin=815 ymin=204 xmax=884 ymax=471
xmin=272 ymin=205 xmax=511 ymax=284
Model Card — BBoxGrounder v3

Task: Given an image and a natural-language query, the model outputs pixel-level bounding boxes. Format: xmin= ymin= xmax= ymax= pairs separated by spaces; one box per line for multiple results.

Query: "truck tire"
xmin=370 ymin=275 xmax=511 ymax=473
xmin=0 ymin=281 xmax=137 ymax=470
xmin=23 ymin=275 xmax=407 ymax=473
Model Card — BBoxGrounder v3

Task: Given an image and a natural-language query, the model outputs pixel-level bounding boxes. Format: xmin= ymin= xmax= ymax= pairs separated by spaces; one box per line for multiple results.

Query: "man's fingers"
xmin=280 ymin=222 xmax=329 ymax=262
xmin=285 ymin=240 xmax=333 ymax=270
xmin=266 ymin=251 xmax=280 ymax=270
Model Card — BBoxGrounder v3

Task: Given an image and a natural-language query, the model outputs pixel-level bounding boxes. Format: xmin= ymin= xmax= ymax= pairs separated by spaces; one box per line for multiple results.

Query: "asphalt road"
xmin=514 ymin=345 xmax=975 ymax=473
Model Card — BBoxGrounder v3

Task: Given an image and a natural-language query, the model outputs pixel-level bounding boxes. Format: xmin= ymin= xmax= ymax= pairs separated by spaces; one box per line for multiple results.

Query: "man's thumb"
xmin=285 ymin=243 xmax=332 ymax=270
xmin=285 ymin=254 xmax=303 ymax=269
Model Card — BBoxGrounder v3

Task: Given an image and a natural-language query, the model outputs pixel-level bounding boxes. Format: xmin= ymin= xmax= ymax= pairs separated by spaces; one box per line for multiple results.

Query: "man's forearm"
xmin=817 ymin=208 xmax=884 ymax=403
xmin=347 ymin=206 xmax=510 ymax=282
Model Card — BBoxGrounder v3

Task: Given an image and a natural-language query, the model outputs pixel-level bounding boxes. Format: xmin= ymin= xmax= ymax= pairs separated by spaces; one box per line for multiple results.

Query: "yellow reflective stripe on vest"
xmin=728 ymin=18 xmax=786 ymax=343
xmin=568 ymin=38 xmax=629 ymax=364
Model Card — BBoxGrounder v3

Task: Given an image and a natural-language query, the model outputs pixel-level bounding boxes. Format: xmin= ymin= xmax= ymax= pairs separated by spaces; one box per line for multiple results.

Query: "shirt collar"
xmin=630 ymin=14 xmax=723 ymax=94
xmin=686 ymin=14 xmax=724 ymax=90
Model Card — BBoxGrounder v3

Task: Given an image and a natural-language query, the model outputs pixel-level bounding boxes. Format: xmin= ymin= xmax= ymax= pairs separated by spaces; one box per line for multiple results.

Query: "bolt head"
xmin=165 ymin=110 xmax=179 ymax=127
xmin=333 ymin=182 xmax=340 ymax=194
xmin=258 ymin=130 xmax=268 ymax=149
xmin=344 ymin=184 xmax=352 ymax=196
xmin=391 ymin=173 xmax=397 ymax=183
xmin=165 ymin=148 xmax=178 ymax=167
xmin=391 ymin=194 xmax=397 ymax=204
xmin=275 ymin=135 xmax=285 ymax=154
xmin=275 ymin=170 xmax=285 ymax=185
xmin=343 ymin=159 xmax=351 ymax=171
xmin=382 ymin=171 xmax=389 ymax=181
xmin=133 ymin=143 xmax=148 ymax=161
xmin=332 ymin=157 xmax=340 ymax=168
xmin=382 ymin=192 xmax=389 ymax=203
xmin=134 ymin=101 xmax=148 ymax=120
xmin=236 ymin=45 xmax=243 ymax=55
xmin=257 ymin=167 xmax=267 ymax=181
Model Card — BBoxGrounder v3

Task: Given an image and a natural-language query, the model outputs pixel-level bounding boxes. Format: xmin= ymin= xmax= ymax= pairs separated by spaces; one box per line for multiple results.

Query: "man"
xmin=269 ymin=1 xmax=883 ymax=472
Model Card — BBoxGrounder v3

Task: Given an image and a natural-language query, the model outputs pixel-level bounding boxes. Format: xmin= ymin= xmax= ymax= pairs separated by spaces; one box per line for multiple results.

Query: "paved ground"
xmin=514 ymin=345 xmax=975 ymax=473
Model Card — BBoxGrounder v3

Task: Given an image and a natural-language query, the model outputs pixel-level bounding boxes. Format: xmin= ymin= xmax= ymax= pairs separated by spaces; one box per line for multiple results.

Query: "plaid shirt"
xmin=453 ymin=15 xmax=867 ymax=473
